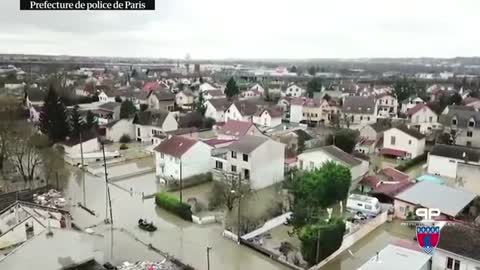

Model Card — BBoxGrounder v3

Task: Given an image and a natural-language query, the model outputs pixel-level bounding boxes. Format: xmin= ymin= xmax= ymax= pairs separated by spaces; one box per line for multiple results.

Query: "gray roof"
xmin=133 ymin=109 xmax=170 ymax=127
xmin=440 ymin=106 xmax=480 ymax=128
xmin=303 ymin=145 xmax=362 ymax=167
xmin=394 ymin=126 xmax=425 ymax=139
xmin=152 ymin=90 xmax=175 ymax=101
xmin=342 ymin=96 xmax=375 ymax=115
xmin=430 ymin=144 xmax=480 ymax=162
xmin=438 ymin=225 xmax=480 ymax=261
xmin=358 ymin=244 xmax=431 ymax=270
xmin=227 ymin=135 xmax=268 ymax=154
xmin=395 ymin=181 xmax=476 ymax=217
xmin=208 ymin=98 xmax=230 ymax=111
xmin=97 ymin=101 xmax=120 ymax=111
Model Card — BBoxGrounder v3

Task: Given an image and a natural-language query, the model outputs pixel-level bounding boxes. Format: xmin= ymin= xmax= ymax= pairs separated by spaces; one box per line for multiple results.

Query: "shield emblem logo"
xmin=416 ymin=226 xmax=441 ymax=254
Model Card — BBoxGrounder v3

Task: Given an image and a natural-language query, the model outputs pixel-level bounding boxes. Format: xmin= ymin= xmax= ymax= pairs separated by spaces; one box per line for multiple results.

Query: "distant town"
xmin=0 ymin=54 xmax=479 ymax=270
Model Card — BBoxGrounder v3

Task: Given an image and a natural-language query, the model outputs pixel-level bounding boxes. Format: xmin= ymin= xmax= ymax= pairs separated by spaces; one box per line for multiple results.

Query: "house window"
xmin=309 ymin=161 xmax=314 ymax=169
xmin=467 ymin=141 xmax=472 ymax=147
xmin=161 ymin=153 xmax=164 ymax=159
xmin=429 ymin=116 xmax=433 ymax=123
xmin=390 ymin=136 xmax=396 ymax=145
xmin=215 ymin=161 xmax=223 ymax=170
xmin=446 ymin=257 xmax=460 ymax=270
xmin=231 ymin=165 xmax=237 ymax=172
xmin=469 ymin=120 xmax=475 ymax=127
xmin=244 ymin=169 xmax=250 ymax=180
xmin=231 ymin=151 xmax=237 ymax=158
xmin=243 ymin=154 xmax=248 ymax=162
xmin=367 ymin=117 xmax=370 ymax=121
xmin=360 ymin=116 xmax=363 ymax=121
xmin=408 ymin=140 xmax=412 ymax=145
xmin=467 ymin=131 xmax=473 ymax=137
xmin=137 ymin=128 xmax=141 ymax=137
xmin=452 ymin=119 xmax=457 ymax=125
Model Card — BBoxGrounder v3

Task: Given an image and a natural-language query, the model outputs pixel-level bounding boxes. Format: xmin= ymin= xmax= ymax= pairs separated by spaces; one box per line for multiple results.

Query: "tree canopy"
xmin=327 ymin=128 xmax=360 ymax=153
xmin=39 ymin=86 xmax=70 ymax=143
xmin=119 ymin=99 xmax=137 ymax=119
xmin=224 ymin=77 xmax=239 ymax=99
xmin=307 ymin=78 xmax=324 ymax=98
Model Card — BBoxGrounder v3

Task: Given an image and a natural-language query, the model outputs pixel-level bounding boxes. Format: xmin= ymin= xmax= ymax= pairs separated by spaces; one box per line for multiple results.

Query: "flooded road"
xmin=63 ymin=167 xmax=291 ymax=270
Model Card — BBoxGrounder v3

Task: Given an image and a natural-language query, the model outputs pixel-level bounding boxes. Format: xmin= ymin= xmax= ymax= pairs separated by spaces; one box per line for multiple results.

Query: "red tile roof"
xmin=406 ymin=103 xmax=435 ymax=116
xmin=380 ymin=148 xmax=407 ymax=157
xmin=153 ymin=136 xmax=197 ymax=158
xmin=464 ymin=97 xmax=480 ymax=105
xmin=143 ymin=81 xmax=161 ymax=92
xmin=219 ymin=120 xmax=253 ymax=137
xmin=361 ymin=167 xmax=412 ymax=197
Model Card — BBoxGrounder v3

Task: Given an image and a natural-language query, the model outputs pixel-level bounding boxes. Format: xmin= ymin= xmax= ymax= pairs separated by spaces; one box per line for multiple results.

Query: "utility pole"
xmin=237 ymin=173 xmax=242 ymax=244
xmin=315 ymin=229 xmax=320 ymax=264
xmin=79 ymin=132 xmax=86 ymax=207
xmin=179 ymin=158 xmax=183 ymax=203
xmin=206 ymin=246 xmax=212 ymax=270
xmin=102 ymin=142 xmax=113 ymax=225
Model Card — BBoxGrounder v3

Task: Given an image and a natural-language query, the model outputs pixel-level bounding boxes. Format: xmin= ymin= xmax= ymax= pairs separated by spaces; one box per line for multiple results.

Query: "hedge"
xmin=155 ymin=192 xmax=193 ymax=221
xmin=395 ymin=152 xmax=428 ymax=172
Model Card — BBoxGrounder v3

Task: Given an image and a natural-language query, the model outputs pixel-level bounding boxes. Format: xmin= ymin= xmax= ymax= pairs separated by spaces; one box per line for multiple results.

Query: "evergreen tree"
xmin=224 ymin=77 xmax=239 ymax=99
xmin=39 ymin=86 xmax=70 ymax=143
xmin=85 ymin=110 xmax=97 ymax=130
xmin=120 ymin=99 xmax=137 ymax=119
xmin=70 ymin=105 xmax=83 ymax=138
xmin=195 ymin=92 xmax=207 ymax=115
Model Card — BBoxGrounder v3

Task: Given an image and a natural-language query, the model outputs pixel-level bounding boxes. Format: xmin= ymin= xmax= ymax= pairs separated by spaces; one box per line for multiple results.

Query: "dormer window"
xmin=452 ymin=119 xmax=457 ymax=125
xmin=469 ymin=119 xmax=475 ymax=128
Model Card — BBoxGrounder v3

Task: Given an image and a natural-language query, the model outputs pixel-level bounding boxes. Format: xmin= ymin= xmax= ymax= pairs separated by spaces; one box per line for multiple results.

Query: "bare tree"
xmin=9 ymin=133 xmax=48 ymax=184
xmin=0 ymin=96 xmax=23 ymax=171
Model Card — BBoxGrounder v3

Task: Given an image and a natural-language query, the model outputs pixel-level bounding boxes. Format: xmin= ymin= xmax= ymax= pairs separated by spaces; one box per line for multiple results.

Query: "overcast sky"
xmin=0 ymin=0 xmax=478 ymax=59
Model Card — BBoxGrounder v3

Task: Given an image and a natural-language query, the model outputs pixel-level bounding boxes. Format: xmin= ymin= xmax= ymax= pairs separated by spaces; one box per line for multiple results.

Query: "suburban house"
xmin=432 ymin=225 xmax=480 ymax=270
xmin=217 ymin=119 xmax=264 ymax=140
xmin=175 ymin=89 xmax=195 ymax=109
xmin=147 ymin=90 xmax=175 ymax=111
xmin=342 ymin=96 xmax=377 ymax=127
xmin=376 ymin=93 xmax=398 ymax=117
xmin=285 ymin=84 xmax=306 ymax=97
xmin=203 ymin=90 xmax=225 ymax=100
xmin=199 ymin=82 xmax=217 ymax=92
xmin=381 ymin=126 xmax=426 ymax=159
xmin=96 ymin=102 xmax=121 ymax=124
xmin=427 ymin=144 xmax=480 ymax=179
xmin=133 ymin=109 xmax=178 ymax=143
xmin=98 ymin=89 xmax=116 ymax=103
xmin=58 ymin=133 xmax=99 ymax=158
xmin=406 ymin=103 xmax=440 ymax=134
xmin=357 ymin=244 xmax=431 ymax=270
xmin=154 ymin=136 xmax=212 ymax=181
xmin=394 ymin=180 xmax=477 ymax=219
xmin=297 ymin=145 xmax=369 ymax=188
xmin=356 ymin=121 xmax=392 ymax=154
xmin=211 ymin=135 xmax=285 ymax=190
xmin=440 ymin=106 xmax=480 ymax=148
xmin=224 ymin=100 xmax=259 ymax=122
xmin=400 ymin=96 xmax=425 ymax=114
xmin=102 ymin=118 xmax=135 ymax=142
xmin=252 ymin=107 xmax=283 ymax=127
xmin=241 ymin=89 xmax=262 ymax=99
xmin=249 ymin=83 xmax=265 ymax=94
xmin=359 ymin=167 xmax=413 ymax=203
xmin=204 ymin=98 xmax=229 ymax=123
xmin=288 ymin=97 xmax=340 ymax=125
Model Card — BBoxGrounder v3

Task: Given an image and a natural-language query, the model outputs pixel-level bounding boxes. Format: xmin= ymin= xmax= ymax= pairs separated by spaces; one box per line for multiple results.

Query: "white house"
xmin=154 ymin=136 xmax=212 ymax=180
xmin=103 ymin=119 xmax=135 ymax=142
xmin=175 ymin=89 xmax=195 ymax=109
xmin=98 ymin=90 xmax=116 ymax=103
xmin=401 ymin=96 xmax=425 ymax=114
xmin=342 ymin=96 xmax=377 ymax=127
xmin=212 ymin=135 xmax=285 ymax=190
xmin=285 ymin=84 xmax=306 ymax=97
xmin=252 ymin=107 xmax=283 ymax=127
xmin=199 ymin=82 xmax=217 ymax=92
xmin=224 ymin=101 xmax=258 ymax=122
xmin=297 ymin=145 xmax=369 ymax=187
xmin=376 ymin=93 xmax=398 ymax=117
xmin=289 ymin=98 xmax=304 ymax=123
xmin=381 ymin=126 xmax=426 ymax=159
xmin=133 ymin=109 xmax=178 ymax=143
xmin=358 ymin=244 xmax=431 ymax=270
xmin=407 ymin=104 xmax=440 ymax=134
xmin=204 ymin=98 xmax=229 ymax=123
xmin=433 ymin=225 xmax=480 ymax=270
xmin=147 ymin=90 xmax=175 ymax=111
xmin=59 ymin=134 xmax=100 ymax=158
xmin=203 ymin=90 xmax=225 ymax=100
xmin=427 ymin=144 xmax=480 ymax=179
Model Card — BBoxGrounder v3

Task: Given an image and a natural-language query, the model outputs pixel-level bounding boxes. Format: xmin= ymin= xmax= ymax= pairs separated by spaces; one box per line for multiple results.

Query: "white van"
xmin=346 ymin=194 xmax=381 ymax=217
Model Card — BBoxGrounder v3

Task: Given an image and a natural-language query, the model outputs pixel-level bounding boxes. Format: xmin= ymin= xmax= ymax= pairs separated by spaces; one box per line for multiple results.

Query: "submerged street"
xmin=63 ymin=165 xmax=291 ymax=270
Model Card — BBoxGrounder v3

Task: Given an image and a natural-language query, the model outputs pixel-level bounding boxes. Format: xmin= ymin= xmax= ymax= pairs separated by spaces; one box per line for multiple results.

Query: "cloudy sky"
xmin=0 ymin=0 xmax=478 ymax=59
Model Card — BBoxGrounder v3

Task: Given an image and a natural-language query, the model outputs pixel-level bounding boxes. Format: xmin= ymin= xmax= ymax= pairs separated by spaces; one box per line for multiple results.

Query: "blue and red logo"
xmin=416 ymin=226 xmax=441 ymax=254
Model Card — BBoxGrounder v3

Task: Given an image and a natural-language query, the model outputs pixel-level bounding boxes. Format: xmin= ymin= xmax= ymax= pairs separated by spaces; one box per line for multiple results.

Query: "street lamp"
xmin=206 ymin=246 xmax=212 ymax=270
